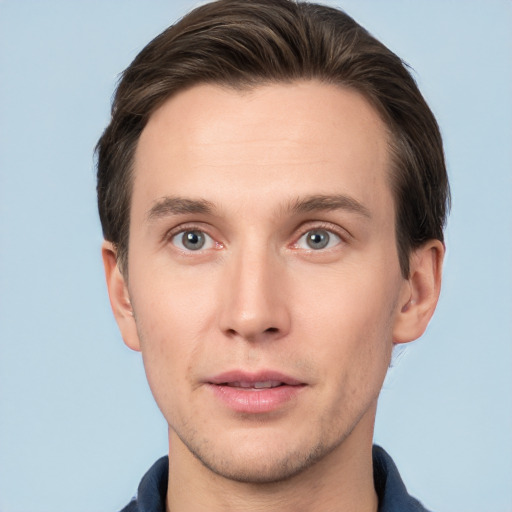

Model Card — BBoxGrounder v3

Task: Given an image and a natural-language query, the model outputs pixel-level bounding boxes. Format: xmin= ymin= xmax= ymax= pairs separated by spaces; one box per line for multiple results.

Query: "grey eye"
xmin=172 ymin=230 xmax=215 ymax=251
xmin=182 ymin=231 xmax=205 ymax=250
xmin=296 ymin=228 xmax=341 ymax=251
xmin=306 ymin=229 xmax=331 ymax=249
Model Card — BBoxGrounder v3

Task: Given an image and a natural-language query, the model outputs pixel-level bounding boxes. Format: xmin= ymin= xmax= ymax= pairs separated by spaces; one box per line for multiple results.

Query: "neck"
xmin=166 ymin=418 xmax=378 ymax=512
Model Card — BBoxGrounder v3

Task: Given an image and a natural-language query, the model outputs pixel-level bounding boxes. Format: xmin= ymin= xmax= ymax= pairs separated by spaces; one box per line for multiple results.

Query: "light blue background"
xmin=1 ymin=1 xmax=511 ymax=511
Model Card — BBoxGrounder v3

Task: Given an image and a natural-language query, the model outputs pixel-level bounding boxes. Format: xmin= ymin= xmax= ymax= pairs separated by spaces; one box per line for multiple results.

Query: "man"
xmin=96 ymin=0 xmax=449 ymax=510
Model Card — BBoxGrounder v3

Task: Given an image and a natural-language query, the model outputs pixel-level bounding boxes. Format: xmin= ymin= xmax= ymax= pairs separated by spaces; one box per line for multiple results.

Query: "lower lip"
xmin=207 ymin=383 xmax=304 ymax=414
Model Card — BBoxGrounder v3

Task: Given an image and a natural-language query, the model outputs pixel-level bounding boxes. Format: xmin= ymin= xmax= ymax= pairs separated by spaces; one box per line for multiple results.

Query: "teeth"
xmin=227 ymin=381 xmax=282 ymax=389
xmin=254 ymin=381 xmax=282 ymax=389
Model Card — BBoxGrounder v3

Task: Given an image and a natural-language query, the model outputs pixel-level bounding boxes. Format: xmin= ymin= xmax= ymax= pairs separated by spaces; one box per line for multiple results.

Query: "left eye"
xmin=296 ymin=229 xmax=341 ymax=250
xmin=171 ymin=230 xmax=215 ymax=251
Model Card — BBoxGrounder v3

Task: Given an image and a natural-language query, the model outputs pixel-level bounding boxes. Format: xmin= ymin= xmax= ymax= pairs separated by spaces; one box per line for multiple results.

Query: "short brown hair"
xmin=96 ymin=0 xmax=450 ymax=277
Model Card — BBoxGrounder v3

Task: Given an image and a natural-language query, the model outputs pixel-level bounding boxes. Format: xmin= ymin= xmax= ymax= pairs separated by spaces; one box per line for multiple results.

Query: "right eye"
xmin=171 ymin=230 xmax=215 ymax=251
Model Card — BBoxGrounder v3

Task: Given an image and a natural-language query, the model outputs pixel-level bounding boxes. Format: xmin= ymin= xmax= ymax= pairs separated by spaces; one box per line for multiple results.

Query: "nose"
xmin=218 ymin=244 xmax=291 ymax=343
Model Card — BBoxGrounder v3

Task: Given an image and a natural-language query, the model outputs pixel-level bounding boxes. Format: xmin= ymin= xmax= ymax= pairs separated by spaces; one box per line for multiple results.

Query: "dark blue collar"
xmin=372 ymin=445 xmax=431 ymax=511
xmin=120 ymin=445 xmax=431 ymax=511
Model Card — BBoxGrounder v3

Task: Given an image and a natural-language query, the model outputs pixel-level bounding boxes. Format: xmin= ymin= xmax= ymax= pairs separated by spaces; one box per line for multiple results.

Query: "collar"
xmin=121 ymin=445 xmax=431 ymax=512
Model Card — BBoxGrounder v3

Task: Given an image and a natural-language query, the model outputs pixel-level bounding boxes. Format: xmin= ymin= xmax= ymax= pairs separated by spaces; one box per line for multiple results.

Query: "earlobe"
xmin=102 ymin=241 xmax=141 ymax=352
xmin=393 ymin=240 xmax=444 ymax=344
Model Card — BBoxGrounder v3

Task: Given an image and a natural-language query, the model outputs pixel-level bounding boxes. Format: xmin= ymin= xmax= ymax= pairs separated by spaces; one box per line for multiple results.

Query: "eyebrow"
xmin=146 ymin=196 xmax=215 ymax=222
xmin=288 ymin=194 xmax=371 ymax=218
xmin=145 ymin=193 xmax=371 ymax=223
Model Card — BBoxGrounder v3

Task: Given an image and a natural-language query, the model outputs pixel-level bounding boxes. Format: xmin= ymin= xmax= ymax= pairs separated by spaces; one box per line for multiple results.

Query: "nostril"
xmin=265 ymin=327 xmax=279 ymax=334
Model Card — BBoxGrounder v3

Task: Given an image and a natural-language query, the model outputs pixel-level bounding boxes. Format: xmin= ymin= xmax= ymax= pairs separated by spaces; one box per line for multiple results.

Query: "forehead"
xmin=132 ymin=81 xmax=392 ymax=219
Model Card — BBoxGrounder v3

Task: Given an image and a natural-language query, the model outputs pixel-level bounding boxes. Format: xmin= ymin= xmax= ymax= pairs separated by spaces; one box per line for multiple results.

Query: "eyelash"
xmin=165 ymin=221 xmax=348 ymax=253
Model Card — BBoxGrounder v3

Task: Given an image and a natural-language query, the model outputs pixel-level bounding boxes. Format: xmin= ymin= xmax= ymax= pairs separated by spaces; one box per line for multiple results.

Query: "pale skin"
xmin=103 ymin=81 xmax=444 ymax=512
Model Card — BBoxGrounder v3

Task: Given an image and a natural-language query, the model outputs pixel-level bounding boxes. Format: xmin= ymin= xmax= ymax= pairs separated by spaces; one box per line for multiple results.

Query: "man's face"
xmin=113 ymin=82 xmax=414 ymax=482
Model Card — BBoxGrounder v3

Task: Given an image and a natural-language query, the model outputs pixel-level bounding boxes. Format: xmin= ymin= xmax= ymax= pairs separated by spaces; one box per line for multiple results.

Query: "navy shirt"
xmin=120 ymin=445 xmax=431 ymax=511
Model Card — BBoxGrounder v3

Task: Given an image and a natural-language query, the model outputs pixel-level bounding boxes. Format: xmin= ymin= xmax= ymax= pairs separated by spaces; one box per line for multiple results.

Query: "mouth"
xmin=222 ymin=380 xmax=287 ymax=390
xmin=206 ymin=371 xmax=306 ymax=413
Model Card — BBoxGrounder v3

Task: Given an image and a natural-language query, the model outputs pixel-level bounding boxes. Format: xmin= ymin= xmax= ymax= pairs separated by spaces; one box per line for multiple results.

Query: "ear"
xmin=102 ymin=241 xmax=141 ymax=351
xmin=393 ymin=240 xmax=445 ymax=344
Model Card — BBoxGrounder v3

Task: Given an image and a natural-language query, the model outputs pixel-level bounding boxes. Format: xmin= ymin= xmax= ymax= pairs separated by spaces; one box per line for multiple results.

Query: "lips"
xmin=206 ymin=371 xmax=305 ymax=413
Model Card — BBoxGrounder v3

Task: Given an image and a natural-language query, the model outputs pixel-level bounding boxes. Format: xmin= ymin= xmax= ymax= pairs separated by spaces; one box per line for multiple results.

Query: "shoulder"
xmin=373 ymin=445 xmax=433 ymax=512
xmin=118 ymin=456 xmax=169 ymax=512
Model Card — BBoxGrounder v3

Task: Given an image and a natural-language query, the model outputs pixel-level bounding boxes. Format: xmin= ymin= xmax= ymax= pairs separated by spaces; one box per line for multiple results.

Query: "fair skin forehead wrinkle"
xmin=145 ymin=193 xmax=372 ymax=224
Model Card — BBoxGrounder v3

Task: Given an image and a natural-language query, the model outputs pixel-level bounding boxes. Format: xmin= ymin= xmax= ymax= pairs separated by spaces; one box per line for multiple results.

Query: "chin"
xmin=181 ymin=428 xmax=345 ymax=484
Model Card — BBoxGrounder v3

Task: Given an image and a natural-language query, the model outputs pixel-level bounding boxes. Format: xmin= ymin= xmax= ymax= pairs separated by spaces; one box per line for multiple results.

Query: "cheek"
xmin=293 ymin=259 xmax=399 ymax=332
xmin=131 ymin=258 xmax=219 ymax=340
xmin=291 ymin=262 xmax=398 ymax=379
xmin=128 ymin=266 xmax=219 ymax=407
xmin=298 ymin=287 xmax=394 ymax=431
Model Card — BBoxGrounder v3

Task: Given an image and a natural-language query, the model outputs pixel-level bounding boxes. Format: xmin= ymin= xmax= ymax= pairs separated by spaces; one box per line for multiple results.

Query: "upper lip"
xmin=207 ymin=370 xmax=304 ymax=386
